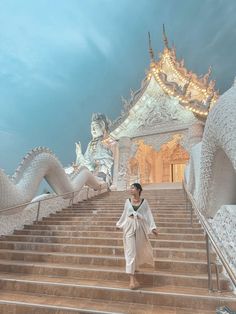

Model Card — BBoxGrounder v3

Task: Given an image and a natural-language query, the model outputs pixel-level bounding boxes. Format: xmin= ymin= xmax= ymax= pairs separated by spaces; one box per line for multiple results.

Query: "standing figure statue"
xmin=75 ymin=113 xmax=113 ymax=184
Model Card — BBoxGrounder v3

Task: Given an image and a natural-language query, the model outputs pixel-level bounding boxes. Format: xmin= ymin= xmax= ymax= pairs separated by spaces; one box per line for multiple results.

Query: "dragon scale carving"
xmin=184 ymin=79 xmax=236 ymax=275
xmin=185 ymin=78 xmax=236 ymax=217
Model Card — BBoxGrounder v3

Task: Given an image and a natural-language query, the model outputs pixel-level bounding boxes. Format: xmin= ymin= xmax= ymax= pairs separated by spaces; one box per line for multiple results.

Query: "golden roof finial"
xmin=148 ymin=32 xmax=155 ymax=62
xmin=162 ymin=24 xmax=169 ymax=49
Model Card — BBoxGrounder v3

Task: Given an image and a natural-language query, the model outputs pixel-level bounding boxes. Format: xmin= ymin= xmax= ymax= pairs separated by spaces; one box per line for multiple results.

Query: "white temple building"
xmin=106 ymin=28 xmax=218 ymax=190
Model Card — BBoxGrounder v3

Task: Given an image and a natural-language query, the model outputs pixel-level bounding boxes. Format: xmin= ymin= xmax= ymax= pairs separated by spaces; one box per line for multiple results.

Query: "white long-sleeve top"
xmin=116 ymin=198 xmax=157 ymax=234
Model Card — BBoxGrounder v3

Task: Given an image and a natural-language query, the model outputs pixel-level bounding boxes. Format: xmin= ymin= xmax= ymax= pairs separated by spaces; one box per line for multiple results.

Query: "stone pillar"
xmin=116 ymin=137 xmax=132 ymax=191
xmin=187 ymin=121 xmax=205 ymax=150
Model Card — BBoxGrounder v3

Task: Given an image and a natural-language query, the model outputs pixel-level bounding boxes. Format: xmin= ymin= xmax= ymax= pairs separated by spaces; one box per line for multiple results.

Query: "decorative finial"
xmin=171 ymin=42 xmax=177 ymax=59
xmin=162 ymin=24 xmax=169 ymax=48
xmin=148 ymin=32 xmax=155 ymax=62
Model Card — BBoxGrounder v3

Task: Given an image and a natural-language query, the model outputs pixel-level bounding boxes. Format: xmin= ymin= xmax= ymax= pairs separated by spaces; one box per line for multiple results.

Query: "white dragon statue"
xmin=185 ymin=77 xmax=236 ymax=276
xmin=185 ymin=77 xmax=236 ymax=218
xmin=0 ymin=146 xmax=104 ymax=211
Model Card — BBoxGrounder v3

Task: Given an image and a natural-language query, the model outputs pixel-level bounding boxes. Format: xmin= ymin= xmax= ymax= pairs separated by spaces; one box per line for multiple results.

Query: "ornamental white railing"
xmin=182 ymin=181 xmax=236 ymax=292
xmin=0 ymin=185 xmax=108 ymax=236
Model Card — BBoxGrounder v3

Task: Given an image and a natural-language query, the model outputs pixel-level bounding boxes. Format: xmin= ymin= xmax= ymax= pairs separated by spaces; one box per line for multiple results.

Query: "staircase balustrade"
xmin=0 ymin=185 xmax=108 ymax=222
xmin=183 ymin=181 xmax=236 ymax=293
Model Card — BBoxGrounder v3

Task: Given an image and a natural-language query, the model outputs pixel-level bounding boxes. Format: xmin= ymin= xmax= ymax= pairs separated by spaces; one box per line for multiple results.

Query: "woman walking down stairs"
xmin=0 ymin=189 xmax=235 ymax=313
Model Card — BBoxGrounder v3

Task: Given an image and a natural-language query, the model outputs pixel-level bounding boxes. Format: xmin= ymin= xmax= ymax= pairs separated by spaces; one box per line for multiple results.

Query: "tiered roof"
xmin=146 ymin=25 xmax=219 ymax=118
xmin=108 ymin=26 xmax=219 ymax=142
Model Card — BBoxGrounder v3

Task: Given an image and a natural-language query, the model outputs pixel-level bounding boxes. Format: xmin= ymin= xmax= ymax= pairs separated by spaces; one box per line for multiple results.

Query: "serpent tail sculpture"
xmin=0 ymin=147 xmax=103 ymax=211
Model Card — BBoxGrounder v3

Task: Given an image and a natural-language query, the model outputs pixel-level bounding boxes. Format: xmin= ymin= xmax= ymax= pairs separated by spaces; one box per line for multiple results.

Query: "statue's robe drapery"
xmin=76 ymin=138 xmax=113 ymax=180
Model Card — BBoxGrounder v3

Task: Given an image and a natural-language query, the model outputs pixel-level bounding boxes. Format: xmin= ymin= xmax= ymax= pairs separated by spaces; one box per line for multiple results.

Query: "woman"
xmin=116 ymin=183 xmax=158 ymax=289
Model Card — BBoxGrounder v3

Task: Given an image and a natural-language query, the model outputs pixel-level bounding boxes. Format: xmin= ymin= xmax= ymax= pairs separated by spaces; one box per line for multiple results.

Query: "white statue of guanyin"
xmin=75 ymin=113 xmax=113 ymax=184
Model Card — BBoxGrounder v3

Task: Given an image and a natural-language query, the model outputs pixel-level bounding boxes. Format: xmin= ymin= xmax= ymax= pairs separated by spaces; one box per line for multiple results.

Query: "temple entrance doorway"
xmin=128 ymin=136 xmax=189 ymax=185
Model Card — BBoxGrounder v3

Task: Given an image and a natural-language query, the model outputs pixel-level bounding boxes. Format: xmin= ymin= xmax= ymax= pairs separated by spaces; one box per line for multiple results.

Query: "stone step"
xmin=73 ymin=198 xmax=186 ymax=202
xmin=54 ymin=211 xmax=196 ymax=217
xmin=0 ymin=188 xmax=234 ymax=313
xmin=14 ymin=229 xmax=204 ymax=237
xmin=81 ymin=194 xmax=185 ymax=197
xmin=68 ymin=209 xmax=188 ymax=213
xmin=85 ymin=193 xmax=185 ymax=202
xmin=9 ymin=231 xmax=206 ymax=241
xmin=0 ymin=291 xmax=217 ymax=314
xmin=44 ymin=216 xmax=199 ymax=223
xmin=85 ymin=196 xmax=185 ymax=199
xmin=1 ymin=236 xmax=206 ymax=249
xmin=76 ymin=205 xmax=192 ymax=211
xmin=71 ymin=205 xmax=187 ymax=209
xmin=81 ymin=201 xmax=186 ymax=205
xmin=85 ymin=203 xmax=187 ymax=206
xmin=34 ymin=220 xmax=201 ymax=228
xmin=89 ymin=200 xmax=186 ymax=203
xmin=82 ymin=192 xmax=185 ymax=199
xmin=23 ymin=224 xmax=203 ymax=233
xmin=80 ymin=196 xmax=186 ymax=199
xmin=0 ymin=260 xmax=228 ymax=291
xmin=63 ymin=206 xmax=190 ymax=210
xmin=0 ymin=249 xmax=216 ymax=274
xmin=79 ymin=203 xmax=186 ymax=206
xmin=0 ymin=242 xmax=210 ymax=260
xmin=75 ymin=199 xmax=186 ymax=203
xmin=57 ymin=211 xmax=194 ymax=216
xmin=0 ymin=274 xmax=235 ymax=311
xmin=80 ymin=198 xmax=186 ymax=201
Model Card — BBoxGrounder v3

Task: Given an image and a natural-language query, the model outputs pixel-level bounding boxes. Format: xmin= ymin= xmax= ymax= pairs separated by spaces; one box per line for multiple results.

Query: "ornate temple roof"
xmin=108 ymin=26 xmax=219 ymax=142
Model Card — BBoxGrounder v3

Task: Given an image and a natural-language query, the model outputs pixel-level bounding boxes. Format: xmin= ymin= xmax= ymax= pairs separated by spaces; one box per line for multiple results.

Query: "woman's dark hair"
xmin=131 ymin=183 xmax=142 ymax=195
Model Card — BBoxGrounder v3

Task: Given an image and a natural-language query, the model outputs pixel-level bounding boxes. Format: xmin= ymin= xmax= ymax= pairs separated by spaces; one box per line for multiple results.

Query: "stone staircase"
xmin=0 ymin=189 xmax=235 ymax=313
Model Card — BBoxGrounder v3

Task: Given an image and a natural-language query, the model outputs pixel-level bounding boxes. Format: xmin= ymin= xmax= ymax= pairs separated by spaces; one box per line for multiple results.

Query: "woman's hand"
xmin=152 ymin=229 xmax=158 ymax=236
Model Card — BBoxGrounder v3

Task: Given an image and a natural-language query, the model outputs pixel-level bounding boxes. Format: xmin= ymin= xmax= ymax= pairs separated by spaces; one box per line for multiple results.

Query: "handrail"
xmin=0 ymin=185 xmax=104 ymax=215
xmin=182 ymin=180 xmax=236 ymax=290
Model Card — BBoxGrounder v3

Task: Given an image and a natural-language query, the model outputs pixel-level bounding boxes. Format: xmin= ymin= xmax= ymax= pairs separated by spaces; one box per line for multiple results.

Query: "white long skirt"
xmin=123 ymin=216 xmax=154 ymax=274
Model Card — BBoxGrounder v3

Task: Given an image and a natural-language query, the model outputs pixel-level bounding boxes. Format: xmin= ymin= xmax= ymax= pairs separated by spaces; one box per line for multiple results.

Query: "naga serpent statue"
xmin=185 ymin=77 xmax=236 ymax=218
xmin=185 ymin=78 xmax=236 ymax=275
xmin=0 ymin=146 xmax=104 ymax=211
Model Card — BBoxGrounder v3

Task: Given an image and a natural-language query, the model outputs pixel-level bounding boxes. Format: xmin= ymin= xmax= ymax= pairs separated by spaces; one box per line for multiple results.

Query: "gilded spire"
xmin=162 ymin=24 xmax=169 ymax=48
xmin=148 ymin=32 xmax=155 ymax=62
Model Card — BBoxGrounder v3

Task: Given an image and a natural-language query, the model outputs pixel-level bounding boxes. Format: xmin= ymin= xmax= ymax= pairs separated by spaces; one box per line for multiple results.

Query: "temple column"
xmin=116 ymin=137 xmax=132 ymax=191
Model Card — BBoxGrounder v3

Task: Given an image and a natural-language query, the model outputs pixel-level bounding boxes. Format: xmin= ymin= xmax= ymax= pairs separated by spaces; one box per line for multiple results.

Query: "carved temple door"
xmin=162 ymin=143 xmax=189 ymax=183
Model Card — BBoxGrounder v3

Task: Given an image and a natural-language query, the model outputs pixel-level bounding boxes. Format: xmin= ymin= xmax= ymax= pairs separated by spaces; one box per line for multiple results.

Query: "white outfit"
xmin=116 ymin=199 xmax=157 ymax=274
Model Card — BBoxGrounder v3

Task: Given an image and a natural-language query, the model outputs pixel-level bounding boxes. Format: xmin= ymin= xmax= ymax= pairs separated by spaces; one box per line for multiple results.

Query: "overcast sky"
xmin=1 ymin=0 xmax=236 ymax=176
